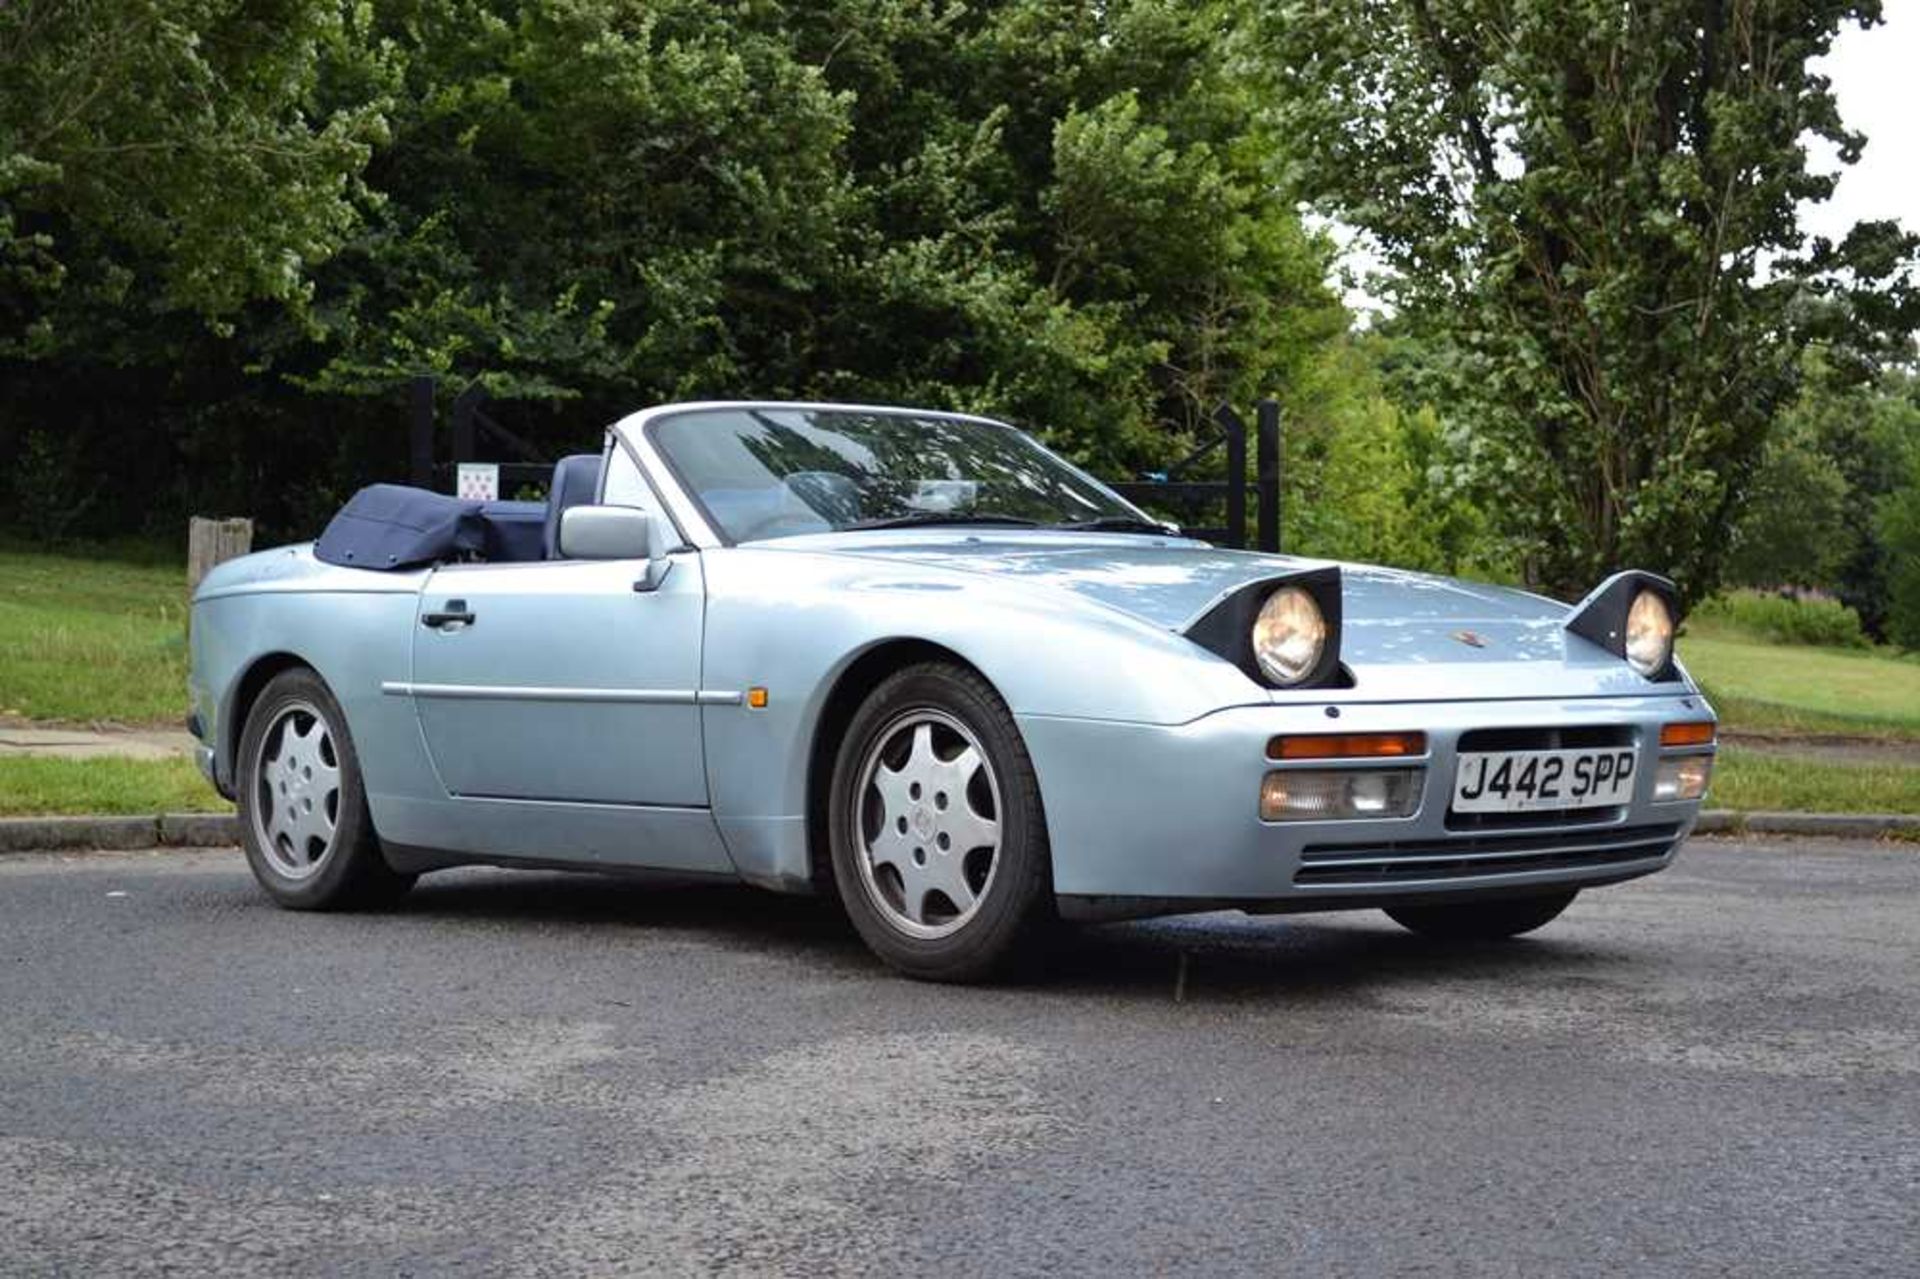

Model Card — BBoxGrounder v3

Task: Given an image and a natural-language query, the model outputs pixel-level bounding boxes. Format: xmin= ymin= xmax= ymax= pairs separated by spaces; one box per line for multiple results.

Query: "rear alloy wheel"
xmin=1385 ymin=890 xmax=1578 ymax=941
xmin=237 ymin=668 xmax=414 ymax=910
xmin=828 ymin=663 xmax=1053 ymax=981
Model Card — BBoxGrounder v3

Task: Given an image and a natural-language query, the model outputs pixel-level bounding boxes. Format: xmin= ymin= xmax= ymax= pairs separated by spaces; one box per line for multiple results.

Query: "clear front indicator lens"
xmin=1253 ymin=586 xmax=1327 ymax=685
xmin=1260 ymin=768 xmax=1421 ymax=822
xmin=1625 ymin=589 xmax=1674 ymax=677
xmin=1652 ymin=755 xmax=1713 ymax=802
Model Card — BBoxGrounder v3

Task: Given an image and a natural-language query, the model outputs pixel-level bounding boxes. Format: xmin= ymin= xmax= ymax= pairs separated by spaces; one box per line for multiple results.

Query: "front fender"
xmin=696 ymin=547 xmax=1257 ymax=888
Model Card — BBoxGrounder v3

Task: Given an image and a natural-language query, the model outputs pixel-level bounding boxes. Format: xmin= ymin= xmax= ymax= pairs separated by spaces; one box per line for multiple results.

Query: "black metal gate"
xmin=409 ymin=379 xmax=1282 ymax=551
xmin=1107 ymin=399 xmax=1283 ymax=552
xmin=409 ymin=378 xmax=554 ymax=497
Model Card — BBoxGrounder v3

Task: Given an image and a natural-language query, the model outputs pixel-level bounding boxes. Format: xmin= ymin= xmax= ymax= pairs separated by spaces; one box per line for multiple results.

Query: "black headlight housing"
xmin=1183 ymin=566 xmax=1347 ymax=690
xmin=1564 ymin=570 xmax=1681 ymax=681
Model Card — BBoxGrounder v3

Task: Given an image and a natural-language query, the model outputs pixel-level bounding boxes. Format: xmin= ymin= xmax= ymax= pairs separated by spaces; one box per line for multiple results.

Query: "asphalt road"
xmin=3 ymin=838 xmax=1916 ymax=1276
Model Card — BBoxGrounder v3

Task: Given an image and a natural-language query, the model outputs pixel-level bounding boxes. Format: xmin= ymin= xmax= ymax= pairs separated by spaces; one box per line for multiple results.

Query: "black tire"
xmin=827 ymin=662 xmax=1053 ymax=981
xmin=235 ymin=668 xmax=415 ymax=910
xmin=1385 ymin=890 xmax=1578 ymax=941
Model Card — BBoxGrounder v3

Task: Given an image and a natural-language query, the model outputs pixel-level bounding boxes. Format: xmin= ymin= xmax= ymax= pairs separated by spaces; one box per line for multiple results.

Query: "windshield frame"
xmin=637 ymin=402 xmax=1157 ymax=548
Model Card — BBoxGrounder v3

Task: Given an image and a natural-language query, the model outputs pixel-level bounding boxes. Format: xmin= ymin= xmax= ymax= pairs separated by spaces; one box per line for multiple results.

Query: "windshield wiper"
xmin=846 ymin=512 xmax=1042 ymax=531
xmin=1052 ymin=516 xmax=1175 ymax=535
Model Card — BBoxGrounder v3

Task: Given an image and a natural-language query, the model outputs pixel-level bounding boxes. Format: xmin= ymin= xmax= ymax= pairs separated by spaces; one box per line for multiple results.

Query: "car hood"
xmin=771 ymin=530 xmax=1688 ymax=701
xmin=779 ymin=530 xmax=1559 ymax=627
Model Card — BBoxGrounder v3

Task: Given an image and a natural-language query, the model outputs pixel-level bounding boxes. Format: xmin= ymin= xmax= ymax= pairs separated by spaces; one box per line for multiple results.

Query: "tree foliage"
xmin=3 ymin=0 xmax=1911 ymax=609
xmin=1726 ymin=349 xmax=1919 ymax=631
xmin=1877 ymin=402 xmax=1920 ymax=648
xmin=1264 ymin=0 xmax=1919 ymax=602
xmin=2 ymin=0 xmax=1384 ymax=546
xmin=0 ymin=0 xmax=389 ymax=355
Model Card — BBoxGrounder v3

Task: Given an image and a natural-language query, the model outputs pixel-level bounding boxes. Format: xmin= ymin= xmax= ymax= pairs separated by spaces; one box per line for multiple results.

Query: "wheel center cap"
xmin=911 ymin=807 xmax=935 ymax=838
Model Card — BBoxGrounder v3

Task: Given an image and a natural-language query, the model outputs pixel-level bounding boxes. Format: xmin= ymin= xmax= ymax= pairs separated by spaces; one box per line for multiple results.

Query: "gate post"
xmin=1256 ymin=398 xmax=1281 ymax=553
xmin=1213 ymin=403 xmax=1248 ymax=550
xmin=450 ymin=384 xmax=485 ymax=468
xmin=408 ymin=376 xmax=436 ymax=487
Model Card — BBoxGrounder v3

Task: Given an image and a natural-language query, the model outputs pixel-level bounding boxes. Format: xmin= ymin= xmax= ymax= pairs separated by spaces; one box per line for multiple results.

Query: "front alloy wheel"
xmin=855 ymin=708 xmax=1003 ymax=938
xmin=829 ymin=663 xmax=1053 ymax=981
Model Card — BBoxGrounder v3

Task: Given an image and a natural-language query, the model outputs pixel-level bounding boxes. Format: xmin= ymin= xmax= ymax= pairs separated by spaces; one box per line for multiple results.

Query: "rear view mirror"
xmin=558 ymin=505 xmax=660 ymax=561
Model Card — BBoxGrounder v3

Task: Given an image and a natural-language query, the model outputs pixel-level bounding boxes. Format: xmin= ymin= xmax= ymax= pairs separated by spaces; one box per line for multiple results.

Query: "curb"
xmin=1694 ymin=810 xmax=1920 ymax=840
xmin=0 ymin=813 xmax=238 ymax=854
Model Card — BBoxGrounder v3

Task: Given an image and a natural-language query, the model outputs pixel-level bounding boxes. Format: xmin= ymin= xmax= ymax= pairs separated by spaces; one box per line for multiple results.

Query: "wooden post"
xmin=188 ymin=517 xmax=254 ymax=593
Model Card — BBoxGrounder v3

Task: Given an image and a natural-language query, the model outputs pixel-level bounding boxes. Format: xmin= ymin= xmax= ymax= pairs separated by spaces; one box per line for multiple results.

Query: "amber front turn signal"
xmin=1267 ymin=731 xmax=1427 ymax=762
xmin=1659 ymin=721 xmax=1715 ymax=748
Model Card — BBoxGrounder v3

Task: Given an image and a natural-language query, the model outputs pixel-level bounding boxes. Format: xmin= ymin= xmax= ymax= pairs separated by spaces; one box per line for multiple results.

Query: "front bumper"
xmin=1017 ymin=693 xmax=1713 ymax=916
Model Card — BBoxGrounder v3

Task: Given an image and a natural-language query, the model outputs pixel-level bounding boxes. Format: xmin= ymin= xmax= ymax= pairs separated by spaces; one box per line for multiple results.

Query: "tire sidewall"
xmin=236 ymin=669 xmax=378 ymax=909
xmin=827 ymin=664 xmax=1051 ymax=980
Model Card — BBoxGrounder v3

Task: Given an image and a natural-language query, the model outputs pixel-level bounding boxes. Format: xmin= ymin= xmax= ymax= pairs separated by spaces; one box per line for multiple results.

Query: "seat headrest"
xmin=543 ymin=453 xmax=605 ymax=558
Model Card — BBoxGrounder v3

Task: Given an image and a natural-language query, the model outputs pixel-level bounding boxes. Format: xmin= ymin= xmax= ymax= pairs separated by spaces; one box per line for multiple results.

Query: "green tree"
xmin=1264 ymin=0 xmax=1919 ymax=602
xmin=1725 ymin=410 xmax=1854 ymax=590
xmin=1880 ymin=446 xmax=1920 ymax=648
xmin=1873 ymin=379 xmax=1920 ymax=645
xmin=1727 ymin=350 xmax=1920 ymax=626
xmin=300 ymin=0 xmax=1355 ymax=472
xmin=2 ymin=0 xmax=1371 ymax=546
xmin=0 ymin=0 xmax=390 ymax=354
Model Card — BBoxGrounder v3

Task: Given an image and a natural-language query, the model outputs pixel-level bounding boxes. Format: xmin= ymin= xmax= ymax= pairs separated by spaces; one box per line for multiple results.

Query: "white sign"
xmin=456 ymin=463 xmax=500 ymax=502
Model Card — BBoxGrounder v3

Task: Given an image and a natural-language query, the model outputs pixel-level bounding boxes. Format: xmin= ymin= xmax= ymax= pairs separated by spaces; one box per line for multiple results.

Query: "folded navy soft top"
xmin=313 ymin=484 xmax=489 ymax=570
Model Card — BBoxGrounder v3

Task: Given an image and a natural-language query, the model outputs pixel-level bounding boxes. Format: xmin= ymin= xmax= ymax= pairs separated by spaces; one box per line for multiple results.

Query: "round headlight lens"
xmin=1625 ymin=589 xmax=1674 ymax=677
xmin=1253 ymin=586 xmax=1327 ymax=685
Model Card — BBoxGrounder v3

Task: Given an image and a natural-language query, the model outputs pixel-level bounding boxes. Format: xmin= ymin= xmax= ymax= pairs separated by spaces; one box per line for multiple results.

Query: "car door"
xmin=408 ymin=554 xmax=709 ymax=807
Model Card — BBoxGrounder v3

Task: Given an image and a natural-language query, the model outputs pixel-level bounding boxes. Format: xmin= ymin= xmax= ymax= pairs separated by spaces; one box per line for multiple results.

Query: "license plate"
xmin=1452 ymin=747 xmax=1638 ymax=813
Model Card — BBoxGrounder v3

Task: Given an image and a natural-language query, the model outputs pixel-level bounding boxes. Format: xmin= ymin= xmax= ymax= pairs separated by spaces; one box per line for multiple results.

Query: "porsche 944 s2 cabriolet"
xmin=189 ymin=401 xmax=1717 ymax=980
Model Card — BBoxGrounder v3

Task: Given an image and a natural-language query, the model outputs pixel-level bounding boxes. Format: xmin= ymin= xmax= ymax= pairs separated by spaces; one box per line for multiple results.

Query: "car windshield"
xmin=648 ymin=407 xmax=1146 ymax=543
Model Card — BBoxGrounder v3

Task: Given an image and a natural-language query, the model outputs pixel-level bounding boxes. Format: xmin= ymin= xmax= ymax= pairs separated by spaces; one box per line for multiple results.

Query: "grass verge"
xmin=1680 ymin=630 xmax=1920 ymax=741
xmin=0 ymin=757 xmax=229 ymax=817
xmin=1710 ymin=747 xmax=1920 ymax=816
xmin=0 ymin=546 xmax=189 ymax=725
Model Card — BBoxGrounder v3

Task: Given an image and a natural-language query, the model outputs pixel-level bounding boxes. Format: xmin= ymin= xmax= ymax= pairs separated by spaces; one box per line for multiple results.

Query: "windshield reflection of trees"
xmin=734 ymin=410 xmax=1121 ymax=527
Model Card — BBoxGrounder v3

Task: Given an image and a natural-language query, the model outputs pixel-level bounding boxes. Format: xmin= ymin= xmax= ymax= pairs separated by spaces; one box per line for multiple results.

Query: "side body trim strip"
xmin=382 ymin=681 xmax=742 ymax=706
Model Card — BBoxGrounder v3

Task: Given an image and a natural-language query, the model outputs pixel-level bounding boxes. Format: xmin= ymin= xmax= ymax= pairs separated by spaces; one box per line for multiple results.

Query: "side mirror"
xmin=558 ymin=505 xmax=660 ymax=561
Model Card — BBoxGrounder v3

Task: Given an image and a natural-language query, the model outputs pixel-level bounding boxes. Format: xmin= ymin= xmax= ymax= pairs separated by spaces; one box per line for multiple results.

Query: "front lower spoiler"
xmin=1017 ymin=692 xmax=1713 ymax=913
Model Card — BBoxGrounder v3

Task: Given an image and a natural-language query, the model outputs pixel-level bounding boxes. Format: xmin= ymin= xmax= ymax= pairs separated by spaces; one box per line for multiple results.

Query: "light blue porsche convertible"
xmin=189 ymin=401 xmax=1717 ymax=980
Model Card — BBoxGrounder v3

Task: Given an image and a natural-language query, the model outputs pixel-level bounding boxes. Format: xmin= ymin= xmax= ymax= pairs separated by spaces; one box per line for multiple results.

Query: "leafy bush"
xmin=1692 ymin=591 xmax=1871 ymax=650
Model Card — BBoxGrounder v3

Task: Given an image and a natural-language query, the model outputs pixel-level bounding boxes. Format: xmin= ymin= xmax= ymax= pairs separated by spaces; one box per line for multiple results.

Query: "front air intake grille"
xmin=1294 ymin=823 xmax=1682 ymax=888
xmin=1446 ymin=805 xmax=1625 ymax=833
xmin=1455 ymin=725 xmax=1635 ymax=752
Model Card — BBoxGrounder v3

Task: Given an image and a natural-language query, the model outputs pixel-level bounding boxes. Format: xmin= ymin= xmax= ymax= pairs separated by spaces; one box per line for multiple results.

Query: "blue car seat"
xmin=543 ymin=453 xmax=605 ymax=558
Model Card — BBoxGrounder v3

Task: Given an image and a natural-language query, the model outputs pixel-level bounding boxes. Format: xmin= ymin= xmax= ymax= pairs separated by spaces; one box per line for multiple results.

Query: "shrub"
xmin=1692 ymin=590 xmax=1871 ymax=650
xmin=1879 ymin=454 xmax=1920 ymax=650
